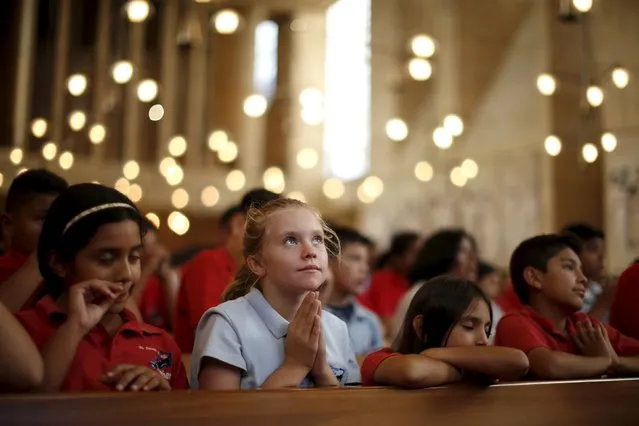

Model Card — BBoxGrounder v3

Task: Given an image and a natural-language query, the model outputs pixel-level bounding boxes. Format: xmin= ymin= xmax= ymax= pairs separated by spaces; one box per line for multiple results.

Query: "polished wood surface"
xmin=1 ymin=379 xmax=638 ymax=426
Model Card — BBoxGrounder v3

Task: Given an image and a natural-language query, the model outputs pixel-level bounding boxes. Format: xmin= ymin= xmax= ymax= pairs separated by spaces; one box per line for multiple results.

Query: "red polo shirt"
xmin=139 ymin=275 xmax=171 ymax=331
xmin=495 ymin=307 xmax=639 ymax=357
xmin=495 ymin=280 xmax=524 ymax=313
xmin=16 ymin=296 xmax=188 ymax=391
xmin=0 ymin=250 xmax=45 ymax=310
xmin=174 ymin=247 xmax=237 ymax=353
xmin=361 ymin=348 xmax=400 ymax=386
xmin=358 ymin=269 xmax=410 ymax=318
xmin=610 ymin=264 xmax=639 ymax=340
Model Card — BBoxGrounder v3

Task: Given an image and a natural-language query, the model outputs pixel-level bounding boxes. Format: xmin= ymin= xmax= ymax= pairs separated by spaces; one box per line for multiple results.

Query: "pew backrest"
xmin=1 ymin=378 xmax=638 ymax=426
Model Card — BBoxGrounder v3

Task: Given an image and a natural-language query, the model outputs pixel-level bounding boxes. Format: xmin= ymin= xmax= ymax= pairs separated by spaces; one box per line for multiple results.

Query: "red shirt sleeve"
xmin=605 ymin=324 xmax=639 ymax=357
xmin=361 ymin=348 xmax=400 ymax=386
xmin=360 ymin=272 xmax=399 ymax=318
xmin=181 ymin=254 xmax=227 ymax=331
xmin=609 ymin=264 xmax=639 ymax=340
xmin=495 ymin=282 xmax=524 ymax=313
xmin=495 ymin=312 xmax=550 ymax=353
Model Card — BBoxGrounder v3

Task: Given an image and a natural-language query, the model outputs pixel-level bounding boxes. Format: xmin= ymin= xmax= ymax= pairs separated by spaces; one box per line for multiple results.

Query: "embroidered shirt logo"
xmin=147 ymin=350 xmax=173 ymax=381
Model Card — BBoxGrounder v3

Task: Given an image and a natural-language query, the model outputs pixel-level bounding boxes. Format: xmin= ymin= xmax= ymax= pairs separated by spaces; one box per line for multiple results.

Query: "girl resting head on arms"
xmin=16 ymin=183 xmax=188 ymax=392
xmin=192 ymin=198 xmax=360 ymax=390
xmin=362 ymin=276 xmax=528 ymax=388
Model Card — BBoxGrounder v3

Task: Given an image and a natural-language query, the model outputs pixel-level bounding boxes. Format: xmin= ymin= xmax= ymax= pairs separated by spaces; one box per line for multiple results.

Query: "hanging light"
xmin=572 ymin=0 xmax=593 ymax=13
xmin=218 ymin=141 xmax=238 ymax=163
xmin=128 ymin=184 xmax=143 ymax=202
xmin=586 ymin=85 xmax=604 ymax=107
xmin=88 ymin=124 xmax=107 ymax=144
xmin=42 ymin=142 xmax=57 ymax=161
xmin=461 ymin=159 xmax=478 ymax=179
xmin=9 ymin=148 xmax=23 ymax=165
xmin=146 ymin=213 xmax=160 ymax=229
xmin=408 ymin=58 xmax=432 ymax=81
xmin=582 ymin=143 xmax=599 ymax=163
xmin=168 ymin=136 xmax=187 ymax=157
xmin=263 ymin=167 xmax=286 ymax=194
xmin=68 ymin=111 xmax=87 ymax=131
xmin=201 ymin=186 xmax=220 ymax=207
xmin=123 ymin=160 xmax=140 ymax=180
xmin=226 ymin=170 xmax=246 ymax=192
xmin=243 ymin=94 xmax=268 ymax=117
xmin=67 ymin=74 xmax=88 ymax=96
xmin=414 ymin=161 xmax=433 ymax=182
xmin=165 ymin=164 xmax=184 ymax=186
xmin=212 ymin=9 xmax=240 ymax=34
xmin=536 ymin=73 xmax=556 ymax=96
xmin=115 ymin=178 xmax=131 ymax=194
xmin=208 ymin=130 xmax=228 ymax=151
xmin=31 ymin=118 xmax=47 ymax=138
xmin=323 ymin=178 xmax=345 ymax=200
xmin=443 ymin=114 xmax=464 ymax=137
xmin=167 ymin=211 xmax=190 ymax=236
xmin=450 ymin=167 xmax=467 ymax=187
xmin=126 ymin=1 xmax=150 ymax=23
xmin=612 ymin=67 xmax=630 ymax=89
xmin=159 ymin=157 xmax=177 ymax=176
xmin=137 ymin=79 xmax=158 ymax=102
xmin=410 ymin=34 xmax=436 ymax=58
xmin=385 ymin=118 xmax=408 ymax=141
xmin=544 ymin=135 xmax=562 ymax=157
xmin=148 ymin=104 xmax=164 ymax=121
xmin=361 ymin=176 xmax=384 ymax=199
xmin=112 ymin=61 xmax=134 ymax=84
xmin=58 ymin=151 xmax=74 ymax=170
xmin=296 ymin=148 xmax=319 ymax=169
xmin=433 ymin=127 xmax=453 ymax=149
xmin=171 ymin=188 xmax=190 ymax=209
xmin=600 ymin=132 xmax=617 ymax=153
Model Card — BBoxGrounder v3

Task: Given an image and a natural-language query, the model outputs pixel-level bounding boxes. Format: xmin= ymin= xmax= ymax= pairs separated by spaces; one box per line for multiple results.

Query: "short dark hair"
xmin=477 ymin=261 xmax=497 ymax=282
xmin=410 ymin=228 xmax=475 ymax=284
xmin=334 ymin=226 xmax=370 ymax=249
xmin=510 ymin=234 xmax=582 ymax=305
xmin=561 ymin=222 xmax=604 ymax=242
xmin=219 ymin=205 xmax=243 ymax=232
xmin=393 ymin=275 xmax=492 ymax=354
xmin=376 ymin=231 xmax=420 ymax=268
xmin=240 ymin=188 xmax=280 ymax=212
xmin=5 ymin=169 xmax=68 ymax=213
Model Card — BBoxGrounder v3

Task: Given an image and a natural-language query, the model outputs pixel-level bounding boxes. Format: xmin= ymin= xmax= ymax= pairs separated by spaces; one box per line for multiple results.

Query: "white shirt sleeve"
xmin=190 ymin=311 xmax=247 ymax=387
xmin=339 ymin=321 xmax=362 ymax=385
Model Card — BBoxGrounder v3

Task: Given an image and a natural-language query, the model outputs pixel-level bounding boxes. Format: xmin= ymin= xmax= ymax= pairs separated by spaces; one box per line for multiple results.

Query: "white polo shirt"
xmin=190 ymin=288 xmax=361 ymax=389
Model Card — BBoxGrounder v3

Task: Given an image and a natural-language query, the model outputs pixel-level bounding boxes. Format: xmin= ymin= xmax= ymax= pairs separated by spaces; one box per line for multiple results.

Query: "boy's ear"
xmin=247 ymin=255 xmax=265 ymax=278
xmin=48 ymin=251 xmax=67 ymax=279
xmin=1 ymin=213 xmax=13 ymax=239
xmin=411 ymin=314 xmax=424 ymax=340
xmin=523 ymin=266 xmax=543 ymax=290
xmin=230 ymin=213 xmax=246 ymax=237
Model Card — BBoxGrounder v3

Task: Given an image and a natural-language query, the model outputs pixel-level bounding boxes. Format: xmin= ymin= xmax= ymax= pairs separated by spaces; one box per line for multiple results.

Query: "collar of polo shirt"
xmin=245 ymin=288 xmax=289 ymax=339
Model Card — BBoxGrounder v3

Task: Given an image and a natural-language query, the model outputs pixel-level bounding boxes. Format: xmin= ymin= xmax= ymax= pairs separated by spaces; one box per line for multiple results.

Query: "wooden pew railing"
xmin=1 ymin=378 xmax=638 ymax=426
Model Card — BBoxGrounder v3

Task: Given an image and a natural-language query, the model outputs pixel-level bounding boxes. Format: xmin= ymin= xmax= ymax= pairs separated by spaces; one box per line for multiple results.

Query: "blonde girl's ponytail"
xmin=222 ymin=263 xmax=259 ymax=302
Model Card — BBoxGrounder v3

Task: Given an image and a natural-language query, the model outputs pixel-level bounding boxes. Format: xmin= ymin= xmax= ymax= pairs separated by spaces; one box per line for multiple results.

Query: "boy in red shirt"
xmin=174 ymin=189 xmax=279 ymax=353
xmin=496 ymin=234 xmax=639 ymax=379
xmin=610 ymin=262 xmax=639 ymax=340
xmin=0 ymin=169 xmax=68 ymax=312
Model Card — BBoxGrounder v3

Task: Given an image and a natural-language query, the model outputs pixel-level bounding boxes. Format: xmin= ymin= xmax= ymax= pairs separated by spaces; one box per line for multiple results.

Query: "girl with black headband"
xmin=15 ymin=183 xmax=188 ymax=392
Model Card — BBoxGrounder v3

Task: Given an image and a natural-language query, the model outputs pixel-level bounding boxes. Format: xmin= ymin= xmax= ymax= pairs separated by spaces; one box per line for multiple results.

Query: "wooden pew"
xmin=1 ymin=378 xmax=638 ymax=426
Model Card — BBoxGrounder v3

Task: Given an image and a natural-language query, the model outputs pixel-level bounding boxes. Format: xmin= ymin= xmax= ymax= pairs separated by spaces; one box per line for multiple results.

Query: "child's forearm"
xmin=612 ymin=357 xmax=639 ymax=376
xmin=261 ymin=360 xmax=310 ymax=389
xmin=0 ymin=303 xmax=43 ymax=391
xmin=422 ymin=347 xmax=529 ymax=381
xmin=313 ymin=364 xmax=339 ymax=387
xmin=528 ymin=348 xmax=611 ymax=380
xmin=39 ymin=321 xmax=85 ymax=392
xmin=0 ymin=257 xmax=42 ymax=312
